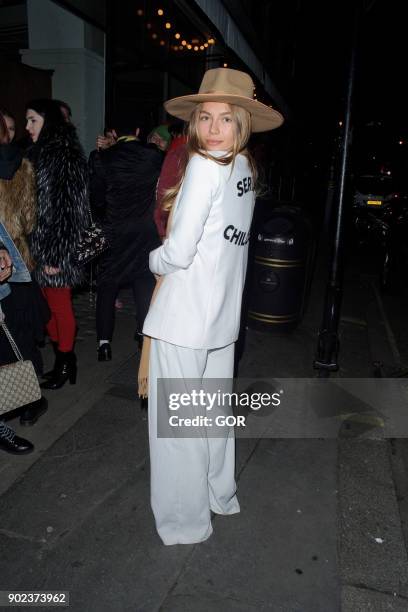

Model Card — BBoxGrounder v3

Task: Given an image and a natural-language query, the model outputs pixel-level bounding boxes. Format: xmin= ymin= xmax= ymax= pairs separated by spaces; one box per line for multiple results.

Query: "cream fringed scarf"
xmin=137 ymin=278 xmax=162 ymax=397
xmin=137 ymin=206 xmax=175 ymax=398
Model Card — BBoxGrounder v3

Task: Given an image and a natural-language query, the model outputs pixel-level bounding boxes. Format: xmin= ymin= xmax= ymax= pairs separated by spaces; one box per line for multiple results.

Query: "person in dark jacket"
xmin=89 ymin=125 xmax=163 ymax=361
xmin=0 ymin=111 xmax=49 ymax=455
xmin=0 ymin=239 xmax=35 ymax=455
xmin=25 ymin=99 xmax=89 ymax=389
xmin=0 ymin=109 xmax=16 ymax=143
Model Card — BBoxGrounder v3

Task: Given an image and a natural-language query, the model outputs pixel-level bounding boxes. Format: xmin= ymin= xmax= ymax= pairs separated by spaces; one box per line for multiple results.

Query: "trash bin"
xmin=248 ymin=206 xmax=314 ymax=332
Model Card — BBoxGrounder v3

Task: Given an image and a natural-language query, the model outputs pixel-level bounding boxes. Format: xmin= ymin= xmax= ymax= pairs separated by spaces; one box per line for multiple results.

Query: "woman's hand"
xmin=0 ymin=249 xmax=12 ymax=283
xmin=44 ymin=265 xmax=61 ymax=275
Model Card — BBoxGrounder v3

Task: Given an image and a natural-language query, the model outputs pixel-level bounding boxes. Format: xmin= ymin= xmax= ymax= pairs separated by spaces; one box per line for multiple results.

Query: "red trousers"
xmin=42 ymin=287 xmax=76 ymax=352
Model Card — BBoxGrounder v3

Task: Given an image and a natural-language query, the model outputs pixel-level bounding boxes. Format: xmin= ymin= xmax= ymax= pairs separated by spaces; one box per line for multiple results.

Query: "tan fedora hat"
xmin=164 ymin=68 xmax=284 ymax=132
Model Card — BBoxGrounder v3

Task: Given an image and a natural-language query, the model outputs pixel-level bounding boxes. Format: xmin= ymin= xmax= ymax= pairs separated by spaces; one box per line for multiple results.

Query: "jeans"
xmin=0 ymin=222 xmax=31 ymax=301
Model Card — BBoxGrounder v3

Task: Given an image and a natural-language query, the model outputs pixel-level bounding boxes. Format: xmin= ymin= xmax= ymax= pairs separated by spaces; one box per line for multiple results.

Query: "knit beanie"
xmin=152 ymin=124 xmax=171 ymax=144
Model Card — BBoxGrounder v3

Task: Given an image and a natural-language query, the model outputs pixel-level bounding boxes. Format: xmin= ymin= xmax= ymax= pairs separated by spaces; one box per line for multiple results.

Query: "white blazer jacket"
xmin=143 ymin=152 xmax=255 ymax=349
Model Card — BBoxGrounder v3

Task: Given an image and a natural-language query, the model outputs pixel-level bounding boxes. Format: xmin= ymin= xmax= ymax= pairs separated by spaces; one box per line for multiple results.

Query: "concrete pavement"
xmin=0 ymin=251 xmax=408 ymax=611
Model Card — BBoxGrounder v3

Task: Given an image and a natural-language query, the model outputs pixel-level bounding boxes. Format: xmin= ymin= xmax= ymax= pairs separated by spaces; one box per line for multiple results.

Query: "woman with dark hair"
xmin=25 ymin=99 xmax=88 ymax=389
xmin=0 ymin=109 xmax=16 ymax=143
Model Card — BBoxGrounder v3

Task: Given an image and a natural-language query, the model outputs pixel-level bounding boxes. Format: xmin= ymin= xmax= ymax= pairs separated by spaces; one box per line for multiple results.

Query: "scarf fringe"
xmin=137 ymin=207 xmax=174 ymax=399
xmin=137 ymin=335 xmax=151 ymax=398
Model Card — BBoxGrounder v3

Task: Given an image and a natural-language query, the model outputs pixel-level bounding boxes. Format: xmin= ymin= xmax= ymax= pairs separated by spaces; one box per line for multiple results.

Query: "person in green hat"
xmin=147 ymin=124 xmax=171 ymax=152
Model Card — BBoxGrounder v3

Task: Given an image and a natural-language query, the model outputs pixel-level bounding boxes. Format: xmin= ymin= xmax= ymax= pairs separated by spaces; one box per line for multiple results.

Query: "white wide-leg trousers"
xmin=148 ymin=339 xmax=240 ymax=545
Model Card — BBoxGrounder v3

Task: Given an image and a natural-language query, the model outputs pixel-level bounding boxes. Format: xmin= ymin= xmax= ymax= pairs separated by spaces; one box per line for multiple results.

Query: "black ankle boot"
xmin=0 ymin=422 xmax=34 ymax=454
xmin=97 ymin=342 xmax=112 ymax=361
xmin=40 ymin=351 xmax=77 ymax=390
xmin=42 ymin=341 xmax=59 ymax=379
xmin=20 ymin=396 xmax=48 ymax=426
xmin=140 ymin=397 xmax=148 ymax=411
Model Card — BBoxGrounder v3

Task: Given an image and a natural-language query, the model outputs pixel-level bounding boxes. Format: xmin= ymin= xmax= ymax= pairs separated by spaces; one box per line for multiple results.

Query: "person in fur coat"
xmin=26 ymin=99 xmax=89 ymax=390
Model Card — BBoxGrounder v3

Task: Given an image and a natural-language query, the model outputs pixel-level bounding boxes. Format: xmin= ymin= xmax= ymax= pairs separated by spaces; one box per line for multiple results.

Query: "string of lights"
xmin=137 ymin=6 xmax=216 ymax=53
xmin=135 ymin=3 xmax=271 ymax=107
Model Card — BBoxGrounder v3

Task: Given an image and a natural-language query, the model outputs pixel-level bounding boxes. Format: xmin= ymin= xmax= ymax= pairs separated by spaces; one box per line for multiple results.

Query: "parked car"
xmin=353 ymin=174 xmax=399 ymax=209
xmin=352 ymin=174 xmax=408 ymax=292
xmin=381 ymin=206 xmax=408 ymax=292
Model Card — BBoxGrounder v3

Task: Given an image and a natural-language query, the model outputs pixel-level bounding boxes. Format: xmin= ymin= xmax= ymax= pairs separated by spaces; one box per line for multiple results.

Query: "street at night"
xmin=1 ymin=1 xmax=408 ymax=610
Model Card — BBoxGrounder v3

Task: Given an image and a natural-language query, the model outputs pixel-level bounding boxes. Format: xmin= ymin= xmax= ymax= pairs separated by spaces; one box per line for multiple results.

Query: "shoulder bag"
xmin=0 ymin=308 xmax=41 ymax=413
xmin=75 ymin=195 xmax=110 ymax=267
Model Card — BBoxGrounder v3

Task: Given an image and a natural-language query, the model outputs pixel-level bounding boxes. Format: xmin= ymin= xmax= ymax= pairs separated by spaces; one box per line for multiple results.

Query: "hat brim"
xmin=164 ymin=93 xmax=284 ymax=132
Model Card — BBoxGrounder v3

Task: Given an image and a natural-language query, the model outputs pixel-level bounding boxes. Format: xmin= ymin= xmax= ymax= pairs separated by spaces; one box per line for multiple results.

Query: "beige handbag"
xmin=0 ymin=309 xmax=41 ymax=413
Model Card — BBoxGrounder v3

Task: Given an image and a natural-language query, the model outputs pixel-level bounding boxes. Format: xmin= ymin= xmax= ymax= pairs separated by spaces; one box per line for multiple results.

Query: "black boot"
xmin=40 ymin=351 xmax=77 ymax=390
xmin=140 ymin=397 xmax=148 ymax=411
xmin=42 ymin=341 xmax=59 ymax=380
xmin=0 ymin=421 xmax=34 ymax=454
xmin=20 ymin=396 xmax=48 ymax=426
xmin=134 ymin=331 xmax=144 ymax=351
xmin=97 ymin=342 xmax=112 ymax=361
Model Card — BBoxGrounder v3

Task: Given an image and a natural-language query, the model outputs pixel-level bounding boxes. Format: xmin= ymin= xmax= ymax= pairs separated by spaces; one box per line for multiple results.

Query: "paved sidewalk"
xmin=0 ymin=256 xmax=407 ymax=611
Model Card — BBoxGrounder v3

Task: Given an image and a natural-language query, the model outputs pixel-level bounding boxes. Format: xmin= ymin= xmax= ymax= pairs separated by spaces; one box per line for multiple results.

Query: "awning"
xmin=193 ymin=0 xmax=287 ymax=114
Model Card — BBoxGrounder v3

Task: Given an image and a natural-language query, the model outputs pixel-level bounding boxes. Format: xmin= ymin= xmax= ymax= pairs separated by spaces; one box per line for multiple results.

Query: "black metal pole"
xmin=104 ymin=0 xmax=115 ymax=128
xmin=314 ymin=3 xmax=360 ymax=376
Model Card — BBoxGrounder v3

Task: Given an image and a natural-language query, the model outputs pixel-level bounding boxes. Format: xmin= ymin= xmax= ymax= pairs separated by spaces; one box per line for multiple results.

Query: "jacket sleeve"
xmin=89 ymin=150 xmax=106 ymax=220
xmin=149 ymin=155 xmax=221 ymax=275
xmin=154 ymin=145 xmax=187 ymax=239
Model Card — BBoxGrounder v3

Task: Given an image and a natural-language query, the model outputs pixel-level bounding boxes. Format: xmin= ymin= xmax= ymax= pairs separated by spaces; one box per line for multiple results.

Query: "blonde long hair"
xmin=162 ymin=102 xmax=257 ymax=212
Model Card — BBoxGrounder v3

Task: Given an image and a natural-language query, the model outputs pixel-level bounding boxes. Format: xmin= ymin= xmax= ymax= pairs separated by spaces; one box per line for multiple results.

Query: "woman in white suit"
xmin=143 ymin=68 xmax=284 ymax=545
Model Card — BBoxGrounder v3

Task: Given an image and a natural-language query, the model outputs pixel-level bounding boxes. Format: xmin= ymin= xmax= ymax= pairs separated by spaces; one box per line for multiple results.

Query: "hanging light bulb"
xmin=160 ymin=40 xmax=165 ymax=46
xmin=157 ymin=9 xmax=164 ymax=16
xmin=175 ymin=33 xmax=181 ymax=39
xmin=165 ymin=22 xmax=171 ymax=29
xmin=200 ymin=45 xmax=204 ymax=50
xmin=137 ymin=9 xmax=143 ymax=16
xmin=194 ymin=46 xmax=199 ymax=51
xmin=187 ymin=44 xmax=192 ymax=49
xmin=204 ymin=43 xmax=208 ymax=48
xmin=181 ymin=40 xmax=187 ymax=46
xmin=152 ymin=33 xmax=158 ymax=39
xmin=208 ymin=38 xmax=215 ymax=44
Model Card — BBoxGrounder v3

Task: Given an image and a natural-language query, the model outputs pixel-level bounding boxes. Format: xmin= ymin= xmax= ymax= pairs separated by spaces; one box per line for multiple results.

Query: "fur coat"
xmin=29 ymin=125 xmax=89 ymax=288
xmin=0 ymin=145 xmax=36 ymax=270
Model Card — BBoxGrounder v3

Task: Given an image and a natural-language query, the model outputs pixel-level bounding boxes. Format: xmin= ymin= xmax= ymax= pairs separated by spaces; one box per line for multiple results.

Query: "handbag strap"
xmin=0 ymin=304 xmax=24 ymax=361
xmin=87 ymin=195 xmax=94 ymax=225
xmin=87 ymin=150 xmax=106 ymax=225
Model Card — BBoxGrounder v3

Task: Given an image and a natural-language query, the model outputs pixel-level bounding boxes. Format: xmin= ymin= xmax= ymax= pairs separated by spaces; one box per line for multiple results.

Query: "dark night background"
xmin=256 ymin=0 xmax=408 ymax=218
xmin=1 ymin=0 xmax=407 ymax=209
